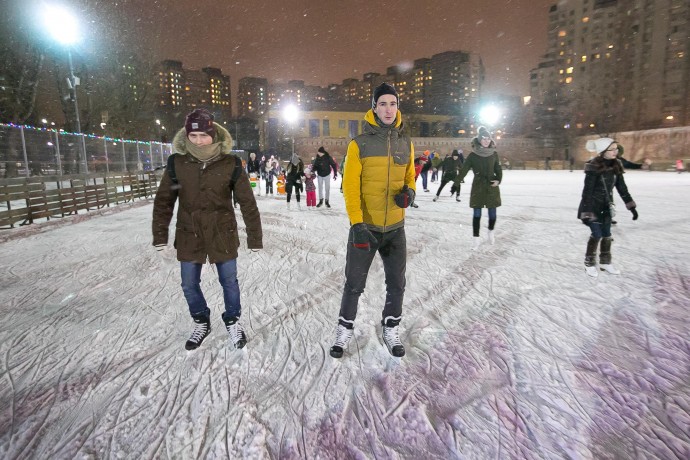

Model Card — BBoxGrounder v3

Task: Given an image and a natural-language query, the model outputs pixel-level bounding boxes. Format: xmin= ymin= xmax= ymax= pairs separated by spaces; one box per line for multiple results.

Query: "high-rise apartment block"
xmin=235 ymin=50 xmax=484 ymax=126
xmin=530 ymin=0 xmax=690 ymax=132
xmin=237 ymin=77 xmax=268 ymax=118
xmin=156 ymin=60 xmax=232 ymax=121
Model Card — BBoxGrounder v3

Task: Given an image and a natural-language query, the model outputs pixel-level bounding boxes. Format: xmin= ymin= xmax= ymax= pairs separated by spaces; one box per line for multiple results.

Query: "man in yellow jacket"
xmin=330 ymin=83 xmax=416 ymax=359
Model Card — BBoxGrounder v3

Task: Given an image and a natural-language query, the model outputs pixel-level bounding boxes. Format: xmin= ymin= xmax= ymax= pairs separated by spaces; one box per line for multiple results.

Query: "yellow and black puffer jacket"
xmin=342 ymin=109 xmax=416 ymax=232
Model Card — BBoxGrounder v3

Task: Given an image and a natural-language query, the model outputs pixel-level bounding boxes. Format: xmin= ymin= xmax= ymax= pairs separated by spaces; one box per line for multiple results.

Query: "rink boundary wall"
xmin=0 ymin=172 xmax=157 ymax=228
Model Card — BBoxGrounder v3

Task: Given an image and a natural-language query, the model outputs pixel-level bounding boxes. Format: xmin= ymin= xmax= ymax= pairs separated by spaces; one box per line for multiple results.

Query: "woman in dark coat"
xmin=285 ymin=153 xmax=305 ymax=209
xmin=578 ymin=137 xmax=638 ymax=277
xmin=453 ymin=127 xmax=502 ymax=249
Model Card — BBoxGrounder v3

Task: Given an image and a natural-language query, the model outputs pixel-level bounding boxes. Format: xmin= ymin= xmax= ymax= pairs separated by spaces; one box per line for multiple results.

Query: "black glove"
xmin=350 ymin=223 xmax=377 ymax=252
xmin=394 ymin=185 xmax=415 ymax=208
xmin=630 ymin=208 xmax=638 ymax=220
xmin=580 ymin=212 xmax=596 ymax=225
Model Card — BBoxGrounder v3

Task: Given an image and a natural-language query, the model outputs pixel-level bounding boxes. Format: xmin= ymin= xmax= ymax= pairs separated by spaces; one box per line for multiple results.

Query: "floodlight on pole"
xmin=43 ymin=5 xmax=88 ymax=173
xmin=479 ymin=105 xmax=501 ymax=127
xmin=282 ymin=104 xmax=300 ymax=155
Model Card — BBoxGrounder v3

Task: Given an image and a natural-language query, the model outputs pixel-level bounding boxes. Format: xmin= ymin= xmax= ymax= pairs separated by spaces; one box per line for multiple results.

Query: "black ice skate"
xmin=185 ymin=315 xmax=211 ymax=350
xmin=381 ymin=316 xmax=405 ymax=357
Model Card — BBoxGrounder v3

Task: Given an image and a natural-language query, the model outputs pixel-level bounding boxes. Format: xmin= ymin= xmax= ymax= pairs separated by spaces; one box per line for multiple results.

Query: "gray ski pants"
xmin=338 ymin=226 xmax=406 ymax=322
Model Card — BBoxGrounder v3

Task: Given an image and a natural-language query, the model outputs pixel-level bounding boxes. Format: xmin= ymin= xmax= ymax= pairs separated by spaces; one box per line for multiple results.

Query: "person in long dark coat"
xmin=453 ymin=127 xmax=502 ymax=250
xmin=578 ymin=137 xmax=638 ymax=277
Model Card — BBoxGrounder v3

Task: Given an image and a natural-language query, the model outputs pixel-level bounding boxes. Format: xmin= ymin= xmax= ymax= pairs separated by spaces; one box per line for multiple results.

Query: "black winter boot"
xmin=585 ymin=236 xmax=600 ymax=267
xmin=316 ymin=199 xmax=323 ymax=208
xmin=325 ymin=199 xmax=331 ymax=208
xmin=598 ymin=237 xmax=621 ymax=274
xmin=185 ymin=315 xmax=211 ymax=350
xmin=584 ymin=236 xmax=600 ymax=277
xmin=599 ymin=237 xmax=612 ymax=265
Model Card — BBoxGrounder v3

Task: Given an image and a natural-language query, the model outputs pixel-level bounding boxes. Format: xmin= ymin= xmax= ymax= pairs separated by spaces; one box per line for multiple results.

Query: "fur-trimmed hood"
xmin=172 ymin=122 xmax=234 ymax=155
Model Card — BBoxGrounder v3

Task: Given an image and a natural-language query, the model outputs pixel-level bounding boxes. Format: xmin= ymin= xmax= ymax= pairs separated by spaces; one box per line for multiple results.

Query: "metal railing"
xmin=0 ymin=123 xmax=172 ymax=178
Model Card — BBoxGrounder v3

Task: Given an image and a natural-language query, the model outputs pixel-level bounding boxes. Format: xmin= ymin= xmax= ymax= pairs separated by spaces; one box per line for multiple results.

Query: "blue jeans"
xmin=473 ymin=208 xmax=497 ymax=219
xmin=587 ymin=215 xmax=612 ymax=239
xmin=421 ymin=172 xmax=428 ymax=190
xmin=180 ymin=259 xmax=242 ymax=320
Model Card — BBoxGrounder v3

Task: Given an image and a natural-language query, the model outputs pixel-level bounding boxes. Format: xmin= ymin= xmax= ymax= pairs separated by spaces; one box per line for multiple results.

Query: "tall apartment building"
xmin=237 ymin=77 xmax=268 ymax=118
xmin=387 ymin=51 xmax=484 ymax=122
xmin=530 ymin=0 xmax=690 ymax=132
xmin=237 ymin=49 xmax=483 ymax=134
xmin=156 ymin=60 xmax=232 ymax=122
xmin=157 ymin=60 xmax=184 ymax=109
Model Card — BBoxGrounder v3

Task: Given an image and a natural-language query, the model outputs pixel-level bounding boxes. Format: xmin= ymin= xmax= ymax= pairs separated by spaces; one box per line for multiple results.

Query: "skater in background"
xmin=303 ymin=167 xmax=317 ymax=209
xmin=331 ymin=82 xmax=416 ymax=359
xmin=285 ymin=153 xmax=305 ymax=210
xmin=433 ymin=149 xmax=463 ymax=202
xmin=264 ymin=159 xmax=275 ymax=195
xmin=313 ymin=146 xmax=338 ymax=208
xmin=152 ymin=108 xmax=262 ymax=350
xmin=246 ymin=152 xmax=261 ymax=196
xmin=430 ymin=151 xmax=442 ymax=183
xmin=339 ymin=151 xmax=347 ymax=194
xmin=246 ymin=152 xmax=261 ymax=175
xmin=578 ymin=137 xmax=638 ymax=277
xmin=419 ymin=150 xmax=432 ymax=192
xmin=454 ymin=127 xmax=502 ymax=250
xmin=615 ymin=144 xmax=646 ymax=170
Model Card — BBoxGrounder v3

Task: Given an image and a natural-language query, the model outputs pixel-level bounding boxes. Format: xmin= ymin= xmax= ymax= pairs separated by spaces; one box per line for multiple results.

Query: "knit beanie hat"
xmin=185 ymin=108 xmax=215 ymax=136
xmin=585 ymin=137 xmax=615 ymax=155
xmin=372 ymin=82 xmax=399 ymax=109
xmin=318 ymin=146 xmax=327 ymax=154
xmin=451 ymin=149 xmax=459 ymax=157
xmin=477 ymin=126 xmax=492 ymax=141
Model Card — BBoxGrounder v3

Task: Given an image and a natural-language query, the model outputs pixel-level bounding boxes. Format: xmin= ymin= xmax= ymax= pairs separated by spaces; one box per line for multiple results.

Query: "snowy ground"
xmin=1 ymin=170 xmax=689 ymax=459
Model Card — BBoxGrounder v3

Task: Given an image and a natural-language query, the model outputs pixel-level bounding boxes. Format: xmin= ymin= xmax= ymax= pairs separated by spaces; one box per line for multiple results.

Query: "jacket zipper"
xmin=383 ymin=129 xmax=392 ymax=232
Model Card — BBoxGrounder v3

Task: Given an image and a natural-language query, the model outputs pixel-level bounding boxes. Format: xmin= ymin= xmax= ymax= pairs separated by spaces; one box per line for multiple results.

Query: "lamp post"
xmin=282 ymin=104 xmax=300 ymax=156
xmin=43 ymin=5 xmax=88 ymax=173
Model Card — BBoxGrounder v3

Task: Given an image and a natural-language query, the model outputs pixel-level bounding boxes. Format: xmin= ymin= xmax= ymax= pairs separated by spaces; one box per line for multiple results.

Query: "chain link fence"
xmin=0 ymin=123 xmax=172 ymax=178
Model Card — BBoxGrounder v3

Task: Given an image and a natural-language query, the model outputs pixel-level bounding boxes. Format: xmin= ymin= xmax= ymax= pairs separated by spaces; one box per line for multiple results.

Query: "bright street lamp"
xmin=282 ymin=104 xmax=300 ymax=155
xmin=478 ymin=105 xmax=501 ymax=127
xmin=43 ymin=5 xmax=88 ymax=173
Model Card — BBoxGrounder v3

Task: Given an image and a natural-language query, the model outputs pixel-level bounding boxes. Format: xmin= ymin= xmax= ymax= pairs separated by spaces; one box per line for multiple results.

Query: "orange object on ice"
xmin=276 ymin=173 xmax=286 ymax=195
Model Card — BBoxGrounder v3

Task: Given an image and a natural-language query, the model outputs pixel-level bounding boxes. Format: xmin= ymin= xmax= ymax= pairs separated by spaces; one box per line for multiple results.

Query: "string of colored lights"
xmin=0 ymin=122 xmax=169 ymax=146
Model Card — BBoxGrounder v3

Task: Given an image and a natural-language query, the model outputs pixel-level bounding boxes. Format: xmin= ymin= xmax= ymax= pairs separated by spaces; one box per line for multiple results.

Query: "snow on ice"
xmin=0 ymin=170 xmax=689 ymax=459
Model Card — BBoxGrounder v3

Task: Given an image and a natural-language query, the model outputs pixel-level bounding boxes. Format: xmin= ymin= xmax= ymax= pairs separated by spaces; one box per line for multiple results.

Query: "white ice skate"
xmin=599 ymin=264 xmax=621 ymax=275
xmin=472 ymin=237 xmax=481 ymax=251
xmin=585 ymin=265 xmax=598 ymax=277
xmin=488 ymin=230 xmax=495 ymax=245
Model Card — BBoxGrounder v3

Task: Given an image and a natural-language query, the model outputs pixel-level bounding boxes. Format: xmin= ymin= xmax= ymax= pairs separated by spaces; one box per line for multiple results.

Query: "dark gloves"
xmin=350 ymin=223 xmax=377 ymax=252
xmin=394 ymin=185 xmax=415 ymax=208
xmin=333 ymin=173 xmax=337 ymax=180
xmin=580 ymin=212 xmax=596 ymax=225
xmin=630 ymin=208 xmax=638 ymax=220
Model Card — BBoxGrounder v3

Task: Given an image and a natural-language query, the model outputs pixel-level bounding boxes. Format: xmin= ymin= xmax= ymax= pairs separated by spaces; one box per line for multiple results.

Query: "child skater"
xmin=304 ymin=166 xmax=317 ymax=210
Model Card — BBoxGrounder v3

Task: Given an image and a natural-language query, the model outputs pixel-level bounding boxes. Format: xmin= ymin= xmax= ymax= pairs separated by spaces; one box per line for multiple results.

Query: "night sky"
xmin=17 ymin=0 xmax=556 ymax=100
